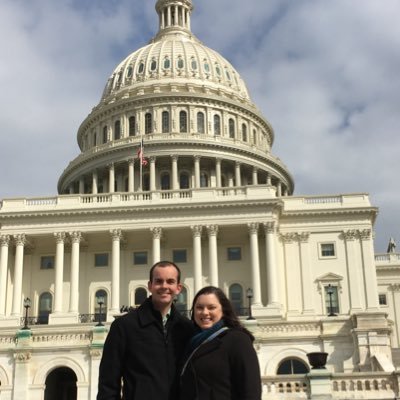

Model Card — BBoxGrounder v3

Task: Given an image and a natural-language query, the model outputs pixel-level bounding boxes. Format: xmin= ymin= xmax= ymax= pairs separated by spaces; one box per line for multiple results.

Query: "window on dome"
xmin=150 ymin=59 xmax=157 ymax=71
xmin=103 ymin=126 xmax=108 ymax=143
xmin=93 ymin=131 xmax=97 ymax=147
xmin=191 ymin=58 xmax=198 ymax=70
xmin=225 ymin=69 xmax=231 ymax=81
xmin=180 ymin=172 xmax=190 ymax=189
xmin=114 ymin=120 xmax=121 ymax=140
xmin=200 ymin=172 xmax=208 ymax=188
xmin=229 ymin=118 xmax=235 ymax=138
xmin=162 ymin=111 xmax=170 ymax=133
xmin=204 ymin=61 xmax=210 ymax=73
xmin=126 ymin=66 xmax=133 ymax=79
xmin=129 ymin=116 xmax=136 ymax=136
xmin=161 ymin=173 xmax=170 ymax=190
xmin=277 ymin=359 xmax=309 ymax=375
xmin=177 ymin=57 xmax=184 ymax=69
xmin=164 ymin=57 xmax=171 ymax=69
xmin=215 ymin=64 xmax=221 ymax=76
xmin=197 ymin=112 xmax=205 ymax=133
xmin=242 ymin=123 xmax=248 ymax=142
xmin=253 ymin=129 xmax=257 ymax=145
xmin=138 ymin=62 xmax=145 ymax=74
xmin=145 ymin=113 xmax=152 ymax=134
xmin=214 ymin=115 xmax=221 ymax=136
xmin=180 ymin=111 xmax=188 ymax=133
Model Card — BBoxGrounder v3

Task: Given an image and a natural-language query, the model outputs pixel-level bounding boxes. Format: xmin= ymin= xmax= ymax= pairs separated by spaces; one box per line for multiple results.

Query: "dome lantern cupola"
xmin=155 ymin=0 xmax=194 ymax=38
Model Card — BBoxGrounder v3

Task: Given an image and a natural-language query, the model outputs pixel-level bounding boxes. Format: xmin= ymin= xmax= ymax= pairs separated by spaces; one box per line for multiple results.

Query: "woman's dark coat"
xmin=180 ymin=328 xmax=262 ymax=400
xmin=97 ymin=297 xmax=193 ymax=400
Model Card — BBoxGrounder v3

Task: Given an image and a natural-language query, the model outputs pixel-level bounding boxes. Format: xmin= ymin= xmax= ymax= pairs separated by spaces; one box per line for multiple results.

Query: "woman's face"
xmin=193 ymin=293 xmax=223 ymax=329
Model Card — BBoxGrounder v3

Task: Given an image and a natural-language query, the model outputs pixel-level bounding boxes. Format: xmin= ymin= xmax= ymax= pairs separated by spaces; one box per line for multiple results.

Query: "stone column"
xmin=248 ymin=223 xmax=262 ymax=306
xmin=79 ymin=177 xmax=85 ymax=194
xmin=171 ymin=156 xmax=179 ymax=190
xmin=207 ymin=225 xmax=219 ymax=287
xmin=108 ymin=163 xmax=115 ymax=193
xmin=282 ymin=233 xmax=301 ymax=316
xmin=128 ymin=159 xmax=134 ymax=192
xmin=110 ymin=229 xmax=122 ymax=314
xmin=151 ymin=227 xmax=162 ymax=265
xmin=194 ymin=156 xmax=201 ymax=188
xmin=216 ymin=159 xmax=222 ymax=188
xmin=359 ymin=229 xmax=379 ymax=311
xmin=0 ymin=235 xmax=10 ymax=317
xmin=263 ymin=223 xmax=281 ymax=313
xmin=13 ymin=346 xmax=32 ymax=400
xmin=191 ymin=226 xmax=203 ymax=293
xmin=277 ymin=181 xmax=282 ymax=197
xmin=298 ymin=232 xmax=315 ymax=314
xmin=69 ymin=232 xmax=82 ymax=313
xmin=266 ymin=173 xmax=272 ymax=185
xmin=235 ymin=162 xmax=241 ymax=187
xmin=54 ymin=232 xmax=66 ymax=314
xmin=344 ymin=230 xmax=363 ymax=312
xmin=12 ymin=234 xmax=26 ymax=316
xmin=252 ymin=167 xmax=258 ymax=185
xmin=92 ymin=170 xmax=98 ymax=194
xmin=150 ymin=157 xmax=156 ymax=191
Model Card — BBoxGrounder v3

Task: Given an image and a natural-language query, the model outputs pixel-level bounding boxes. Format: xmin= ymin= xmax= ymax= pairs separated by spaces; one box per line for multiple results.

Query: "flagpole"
xmin=139 ymin=134 xmax=143 ymax=192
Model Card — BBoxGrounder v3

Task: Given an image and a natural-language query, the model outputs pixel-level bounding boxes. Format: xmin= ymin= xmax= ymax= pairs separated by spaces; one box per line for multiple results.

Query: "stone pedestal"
xmin=307 ymin=369 xmax=332 ymax=399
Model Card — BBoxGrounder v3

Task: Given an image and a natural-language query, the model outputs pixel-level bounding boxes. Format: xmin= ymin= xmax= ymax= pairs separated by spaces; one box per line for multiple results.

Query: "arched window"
xmin=126 ymin=65 xmax=133 ymax=79
xmin=229 ymin=284 xmax=243 ymax=315
xmin=103 ymin=126 xmax=108 ymax=144
xmin=253 ymin=129 xmax=257 ymax=145
xmin=229 ymin=118 xmax=235 ymax=138
xmin=150 ymin=59 xmax=157 ymax=72
xmin=138 ymin=62 xmax=145 ymax=74
xmin=277 ymin=359 xmax=309 ymax=375
xmin=38 ymin=292 xmax=52 ymax=324
xmin=177 ymin=57 xmax=184 ymax=69
xmin=135 ymin=288 xmax=148 ymax=306
xmin=45 ymin=367 xmax=77 ymax=400
xmin=180 ymin=111 xmax=188 ymax=133
xmin=95 ymin=289 xmax=108 ymax=324
xmin=242 ymin=123 xmax=248 ymax=142
xmin=180 ymin=172 xmax=190 ymax=189
xmin=200 ymin=172 xmax=208 ymax=188
xmin=129 ymin=116 xmax=136 ymax=136
xmin=114 ymin=120 xmax=121 ymax=140
xmin=214 ymin=115 xmax=221 ymax=135
xmin=145 ymin=113 xmax=152 ymax=134
xmin=162 ymin=111 xmax=170 ymax=133
xmin=175 ymin=287 xmax=188 ymax=316
xmin=163 ymin=57 xmax=171 ymax=69
xmin=197 ymin=112 xmax=205 ymax=133
xmin=161 ymin=173 xmax=171 ymax=190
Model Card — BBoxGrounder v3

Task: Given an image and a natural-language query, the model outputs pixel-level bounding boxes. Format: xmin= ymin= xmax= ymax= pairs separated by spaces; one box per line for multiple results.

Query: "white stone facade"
xmin=0 ymin=1 xmax=399 ymax=399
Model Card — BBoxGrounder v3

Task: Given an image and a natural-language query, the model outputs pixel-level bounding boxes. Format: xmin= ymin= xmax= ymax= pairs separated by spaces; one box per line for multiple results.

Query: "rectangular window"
xmin=95 ymin=253 xmax=109 ymax=267
xmin=40 ymin=256 xmax=55 ymax=270
xmin=134 ymin=251 xmax=148 ymax=265
xmin=227 ymin=247 xmax=241 ymax=261
xmin=320 ymin=243 xmax=335 ymax=258
xmin=379 ymin=294 xmax=387 ymax=306
xmin=173 ymin=249 xmax=187 ymax=263
xmin=324 ymin=285 xmax=339 ymax=315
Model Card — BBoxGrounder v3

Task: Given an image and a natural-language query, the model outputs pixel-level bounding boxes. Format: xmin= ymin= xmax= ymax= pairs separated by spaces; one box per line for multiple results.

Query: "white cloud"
xmin=0 ymin=0 xmax=399 ymax=252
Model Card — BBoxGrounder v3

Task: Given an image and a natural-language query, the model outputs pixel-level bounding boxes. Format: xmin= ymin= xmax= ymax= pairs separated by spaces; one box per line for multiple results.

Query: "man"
xmin=97 ymin=260 xmax=194 ymax=400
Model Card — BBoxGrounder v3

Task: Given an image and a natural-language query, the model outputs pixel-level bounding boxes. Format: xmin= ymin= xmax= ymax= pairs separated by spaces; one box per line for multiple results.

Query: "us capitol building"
xmin=1 ymin=1 xmax=400 ymax=399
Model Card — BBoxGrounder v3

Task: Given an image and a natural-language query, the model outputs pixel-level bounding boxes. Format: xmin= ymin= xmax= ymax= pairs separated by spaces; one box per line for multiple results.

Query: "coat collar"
xmin=137 ymin=296 xmax=178 ymax=327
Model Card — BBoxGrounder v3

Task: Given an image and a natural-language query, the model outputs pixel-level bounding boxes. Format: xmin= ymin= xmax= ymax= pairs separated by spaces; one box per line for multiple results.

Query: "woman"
xmin=180 ymin=286 xmax=262 ymax=400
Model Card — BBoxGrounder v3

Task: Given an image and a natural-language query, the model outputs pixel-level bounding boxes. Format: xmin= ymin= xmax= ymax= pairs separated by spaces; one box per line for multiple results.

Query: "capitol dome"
xmin=58 ymin=0 xmax=294 ymax=197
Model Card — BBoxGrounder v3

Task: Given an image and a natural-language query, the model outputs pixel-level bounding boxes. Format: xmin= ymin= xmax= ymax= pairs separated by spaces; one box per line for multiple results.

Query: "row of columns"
xmin=0 ymin=222 xmax=281 ymax=318
xmin=70 ymin=155 xmax=288 ymax=196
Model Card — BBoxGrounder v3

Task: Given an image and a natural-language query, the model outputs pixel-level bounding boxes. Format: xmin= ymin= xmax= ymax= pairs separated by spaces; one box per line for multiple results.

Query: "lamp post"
xmin=246 ymin=288 xmax=255 ymax=320
xmin=96 ymin=295 xmax=105 ymax=326
xmin=22 ymin=297 xmax=31 ymax=330
xmin=327 ymin=284 xmax=337 ymax=317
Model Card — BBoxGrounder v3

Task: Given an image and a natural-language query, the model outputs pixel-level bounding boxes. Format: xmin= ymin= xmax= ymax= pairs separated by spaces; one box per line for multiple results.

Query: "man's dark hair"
xmin=149 ymin=260 xmax=181 ymax=283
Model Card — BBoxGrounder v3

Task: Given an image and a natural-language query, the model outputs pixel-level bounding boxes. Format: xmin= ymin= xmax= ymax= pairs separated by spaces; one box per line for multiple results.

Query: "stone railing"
xmin=262 ymin=375 xmax=308 ymax=399
xmin=375 ymin=253 xmax=400 ymax=264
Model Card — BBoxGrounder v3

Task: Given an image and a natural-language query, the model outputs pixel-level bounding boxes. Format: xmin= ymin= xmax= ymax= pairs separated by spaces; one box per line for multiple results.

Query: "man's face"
xmin=148 ymin=265 xmax=182 ymax=309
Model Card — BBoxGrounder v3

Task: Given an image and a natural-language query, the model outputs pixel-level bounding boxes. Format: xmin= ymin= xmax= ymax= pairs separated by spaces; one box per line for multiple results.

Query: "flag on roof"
xmin=137 ymin=138 xmax=148 ymax=166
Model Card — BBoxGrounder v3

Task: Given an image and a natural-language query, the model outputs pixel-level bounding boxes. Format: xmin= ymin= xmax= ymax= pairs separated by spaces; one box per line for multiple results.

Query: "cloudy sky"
xmin=0 ymin=0 xmax=399 ymax=252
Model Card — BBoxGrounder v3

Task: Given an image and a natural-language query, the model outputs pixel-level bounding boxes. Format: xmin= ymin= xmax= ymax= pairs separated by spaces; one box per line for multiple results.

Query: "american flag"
xmin=137 ymin=139 xmax=148 ymax=166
